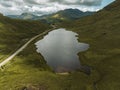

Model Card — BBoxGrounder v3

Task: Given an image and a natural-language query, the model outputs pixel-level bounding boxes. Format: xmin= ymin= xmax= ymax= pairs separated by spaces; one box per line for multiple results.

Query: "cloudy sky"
xmin=0 ymin=0 xmax=115 ymax=16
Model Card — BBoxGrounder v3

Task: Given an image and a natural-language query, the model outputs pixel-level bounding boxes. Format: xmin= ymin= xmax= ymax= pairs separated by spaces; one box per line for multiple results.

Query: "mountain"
xmin=41 ymin=9 xmax=94 ymax=23
xmin=61 ymin=0 xmax=120 ymax=90
xmin=7 ymin=9 xmax=94 ymax=23
xmin=0 ymin=0 xmax=120 ymax=90
xmin=7 ymin=13 xmax=39 ymax=20
xmin=0 ymin=13 xmax=50 ymax=54
xmin=50 ymin=9 xmax=94 ymax=20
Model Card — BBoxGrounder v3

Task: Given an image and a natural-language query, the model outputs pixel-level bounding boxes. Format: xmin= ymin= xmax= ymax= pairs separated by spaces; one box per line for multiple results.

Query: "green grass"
xmin=0 ymin=14 xmax=50 ymax=61
xmin=60 ymin=0 xmax=120 ymax=90
xmin=0 ymin=36 xmax=97 ymax=90
xmin=0 ymin=14 xmax=96 ymax=90
xmin=0 ymin=0 xmax=120 ymax=90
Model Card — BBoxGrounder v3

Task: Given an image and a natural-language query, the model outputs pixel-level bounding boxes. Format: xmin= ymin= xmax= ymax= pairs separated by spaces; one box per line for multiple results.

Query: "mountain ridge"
xmin=0 ymin=0 xmax=120 ymax=90
xmin=61 ymin=0 xmax=120 ymax=90
xmin=7 ymin=9 xmax=94 ymax=23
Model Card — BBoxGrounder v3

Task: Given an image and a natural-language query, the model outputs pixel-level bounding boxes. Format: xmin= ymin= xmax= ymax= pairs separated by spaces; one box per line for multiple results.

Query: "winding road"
xmin=0 ymin=29 xmax=52 ymax=68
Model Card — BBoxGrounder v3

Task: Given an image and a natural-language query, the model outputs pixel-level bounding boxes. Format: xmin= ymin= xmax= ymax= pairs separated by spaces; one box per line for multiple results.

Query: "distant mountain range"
xmin=7 ymin=13 xmax=38 ymax=20
xmin=7 ymin=9 xmax=94 ymax=23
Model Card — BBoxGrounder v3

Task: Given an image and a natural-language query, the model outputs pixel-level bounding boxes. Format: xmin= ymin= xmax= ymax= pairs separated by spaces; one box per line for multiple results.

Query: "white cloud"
xmin=0 ymin=0 xmax=114 ymax=15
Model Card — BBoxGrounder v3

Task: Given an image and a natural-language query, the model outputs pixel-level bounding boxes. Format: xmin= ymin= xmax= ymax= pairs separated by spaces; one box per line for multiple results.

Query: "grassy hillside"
xmin=39 ymin=9 xmax=94 ymax=24
xmin=0 ymin=14 xmax=96 ymax=90
xmin=0 ymin=14 xmax=50 ymax=62
xmin=0 ymin=0 xmax=120 ymax=90
xmin=51 ymin=9 xmax=94 ymax=20
xmin=61 ymin=0 xmax=120 ymax=90
xmin=7 ymin=9 xmax=94 ymax=24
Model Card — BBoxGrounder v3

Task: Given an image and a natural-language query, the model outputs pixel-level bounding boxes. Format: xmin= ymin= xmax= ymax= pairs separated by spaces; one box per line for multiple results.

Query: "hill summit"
xmin=7 ymin=9 xmax=94 ymax=23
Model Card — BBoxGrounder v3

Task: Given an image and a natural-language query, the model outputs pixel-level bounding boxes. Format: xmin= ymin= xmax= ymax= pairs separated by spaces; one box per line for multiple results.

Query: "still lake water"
xmin=35 ymin=28 xmax=89 ymax=72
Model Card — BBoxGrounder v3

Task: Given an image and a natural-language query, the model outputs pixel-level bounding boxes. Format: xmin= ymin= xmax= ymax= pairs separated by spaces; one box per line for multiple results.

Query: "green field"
xmin=0 ymin=0 xmax=120 ymax=90
xmin=61 ymin=0 xmax=120 ymax=90
xmin=0 ymin=14 xmax=95 ymax=90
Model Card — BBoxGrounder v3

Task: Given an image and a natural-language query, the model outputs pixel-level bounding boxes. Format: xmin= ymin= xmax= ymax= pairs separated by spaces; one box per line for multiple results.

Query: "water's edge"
xmin=35 ymin=28 xmax=90 ymax=73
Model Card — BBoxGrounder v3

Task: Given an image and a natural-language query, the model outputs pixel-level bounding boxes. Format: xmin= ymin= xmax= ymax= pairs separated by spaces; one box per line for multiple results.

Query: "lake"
xmin=35 ymin=28 xmax=89 ymax=72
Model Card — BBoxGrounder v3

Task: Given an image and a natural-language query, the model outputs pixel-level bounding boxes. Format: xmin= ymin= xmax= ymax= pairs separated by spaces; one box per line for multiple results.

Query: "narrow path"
xmin=0 ymin=29 xmax=51 ymax=68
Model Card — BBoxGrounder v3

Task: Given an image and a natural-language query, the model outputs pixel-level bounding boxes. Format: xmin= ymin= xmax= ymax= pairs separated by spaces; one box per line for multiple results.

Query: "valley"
xmin=0 ymin=29 xmax=52 ymax=68
xmin=7 ymin=9 xmax=94 ymax=24
xmin=0 ymin=0 xmax=120 ymax=90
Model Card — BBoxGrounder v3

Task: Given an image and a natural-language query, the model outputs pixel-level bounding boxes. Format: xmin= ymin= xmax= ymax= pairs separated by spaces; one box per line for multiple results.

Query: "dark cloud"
xmin=1 ymin=3 xmax=12 ymax=7
xmin=80 ymin=0 xmax=102 ymax=6
xmin=23 ymin=0 xmax=102 ymax=6
xmin=0 ymin=0 xmax=114 ymax=15
xmin=23 ymin=0 xmax=39 ymax=4
xmin=50 ymin=0 xmax=102 ymax=5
